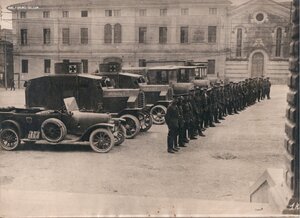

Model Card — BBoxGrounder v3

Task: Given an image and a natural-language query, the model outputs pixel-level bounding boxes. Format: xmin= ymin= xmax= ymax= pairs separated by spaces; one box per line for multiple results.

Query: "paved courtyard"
xmin=0 ymin=85 xmax=289 ymax=216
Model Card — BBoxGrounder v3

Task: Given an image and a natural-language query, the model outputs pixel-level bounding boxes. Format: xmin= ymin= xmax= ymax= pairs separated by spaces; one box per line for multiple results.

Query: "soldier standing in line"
xmin=165 ymin=98 xmax=180 ymax=153
xmin=266 ymin=77 xmax=271 ymax=99
xmin=182 ymin=95 xmax=193 ymax=141
xmin=212 ymin=86 xmax=220 ymax=123
xmin=195 ymin=87 xmax=205 ymax=137
xmin=188 ymin=93 xmax=198 ymax=140
xmin=219 ymin=85 xmax=226 ymax=119
xmin=224 ymin=84 xmax=231 ymax=115
xmin=206 ymin=88 xmax=216 ymax=127
xmin=177 ymin=96 xmax=187 ymax=147
xmin=256 ymin=77 xmax=262 ymax=102
xmin=202 ymin=88 xmax=209 ymax=129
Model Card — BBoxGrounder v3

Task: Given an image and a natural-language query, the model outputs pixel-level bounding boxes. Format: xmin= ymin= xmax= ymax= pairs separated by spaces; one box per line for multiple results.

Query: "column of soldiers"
xmin=165 ymin=77 xmax=271 ymax=153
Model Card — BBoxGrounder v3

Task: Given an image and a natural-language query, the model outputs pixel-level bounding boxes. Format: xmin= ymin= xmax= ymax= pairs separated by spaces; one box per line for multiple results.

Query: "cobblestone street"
xmin=0 ymin=85 xmax=288 ymax=215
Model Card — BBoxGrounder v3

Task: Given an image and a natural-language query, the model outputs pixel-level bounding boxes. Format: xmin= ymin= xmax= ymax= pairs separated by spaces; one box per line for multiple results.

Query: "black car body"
xmin=0 ymin=98 xmax=119 ymax=153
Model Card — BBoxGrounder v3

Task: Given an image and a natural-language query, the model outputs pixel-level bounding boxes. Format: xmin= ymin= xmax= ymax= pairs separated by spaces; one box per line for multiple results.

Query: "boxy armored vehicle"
xmin=96 ymin=71 xmax=173 ymax=125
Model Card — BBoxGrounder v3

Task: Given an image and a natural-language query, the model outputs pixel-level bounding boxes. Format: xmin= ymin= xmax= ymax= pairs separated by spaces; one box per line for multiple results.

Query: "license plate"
xmin=28 ymin=131 xmax=40 ymax=140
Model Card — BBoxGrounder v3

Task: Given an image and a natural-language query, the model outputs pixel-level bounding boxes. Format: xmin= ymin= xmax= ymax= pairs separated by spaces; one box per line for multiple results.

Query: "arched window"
xmin=104 ymin=24 xmax=112 ymax=44
xmin=236 ymin=28 xmax=242 ymax=57
xmin=114 ymin=23 xmax=122 ymax=43
xmin=275 ymin=28 xmax=282 ymax=57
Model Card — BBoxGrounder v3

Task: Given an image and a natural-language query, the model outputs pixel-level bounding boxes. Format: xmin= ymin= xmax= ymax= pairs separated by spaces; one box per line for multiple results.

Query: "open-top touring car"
xmin=0 ymin=97 xmax=125 ymax=153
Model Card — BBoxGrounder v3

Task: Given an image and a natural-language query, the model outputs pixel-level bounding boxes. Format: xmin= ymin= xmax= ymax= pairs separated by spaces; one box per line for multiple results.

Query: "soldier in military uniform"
xmin=206 ymin=88 xmax=216 ymax=127
xmin=176 ymin=96 xmax=187 ymax=147
xmin=165 ymin=98 xmax=180 ymax=153
xmin=265 ymin=77 xmax=271 ymax=99
xmin=194 ymin=87 xmax=205 ymax=137
xmin=188 ymin=93 xmax=198 ymax=139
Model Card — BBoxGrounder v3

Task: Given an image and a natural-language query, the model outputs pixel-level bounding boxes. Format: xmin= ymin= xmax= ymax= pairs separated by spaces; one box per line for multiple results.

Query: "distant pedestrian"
xmin=10 ymin=79 xmax=15 ymax=91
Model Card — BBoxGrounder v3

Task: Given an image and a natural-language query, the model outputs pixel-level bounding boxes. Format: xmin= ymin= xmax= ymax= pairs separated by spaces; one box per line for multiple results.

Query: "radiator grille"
xmin=138 ymin=91 xmax=146 ymax=108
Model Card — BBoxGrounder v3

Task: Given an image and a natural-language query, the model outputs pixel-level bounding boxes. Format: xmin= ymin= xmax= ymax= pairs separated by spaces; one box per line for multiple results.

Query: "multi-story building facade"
xmin=7 ymin=0 xmax=231 ymax=84
xmin=0 ymin=28 xmax=14 ymax=88
xmin=7 ymin=0 xmax=291 ymax=84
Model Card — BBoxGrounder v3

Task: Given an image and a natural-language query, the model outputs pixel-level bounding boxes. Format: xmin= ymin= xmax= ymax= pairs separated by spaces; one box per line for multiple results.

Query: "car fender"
xmin=112 ymin=117 xmax=126 ymax=125
xmin=0 ymin=120 xmax=22 ymax=137
xmin=80 ymin=123 xmax=114 ymax=141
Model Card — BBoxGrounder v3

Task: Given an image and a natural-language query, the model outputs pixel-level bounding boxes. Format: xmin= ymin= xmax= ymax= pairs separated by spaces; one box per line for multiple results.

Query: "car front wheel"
xmin=89 ymin=128 xmax=114 ymax=153
xmin=0 ymin=128 xmax=20 ymax=151
xmin=150 ymin=105 xmax=167 ymax=125
xmin=120 ymin=114 xmax=141 ymax=139
xmin=138 ymin=111 xmax=153 ymax=132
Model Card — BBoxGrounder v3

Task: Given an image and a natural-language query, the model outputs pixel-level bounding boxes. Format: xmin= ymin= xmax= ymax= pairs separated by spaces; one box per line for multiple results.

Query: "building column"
xmin=283 ymin=0 xmax=299 ymax=213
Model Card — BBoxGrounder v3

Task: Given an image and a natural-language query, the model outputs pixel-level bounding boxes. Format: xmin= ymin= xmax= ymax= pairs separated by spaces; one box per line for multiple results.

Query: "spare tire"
xmin=41 ymin=118 xmax=67 ymax=143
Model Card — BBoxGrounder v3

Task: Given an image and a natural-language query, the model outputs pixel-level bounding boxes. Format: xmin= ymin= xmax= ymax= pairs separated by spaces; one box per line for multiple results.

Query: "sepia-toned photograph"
xmin=0 ymin=0 xmax=299 ymax=217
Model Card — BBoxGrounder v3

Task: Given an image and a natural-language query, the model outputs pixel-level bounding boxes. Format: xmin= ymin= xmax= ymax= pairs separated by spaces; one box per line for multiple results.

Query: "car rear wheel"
xmin=120 ymin=114 xmax=141 ymax=139
xmin=41 ymin=118 xmax=67 ymax=143
xmin=0 ymin=128 xmax=20 ymax=151
xmin=138 ymin=111 xmax=153 ymax=132
xmin=150 ymin=105 xmax=167 ymax=125
xmin=114 ymin=124 xmax=126 ymax=146
xmin=89 ymin=128 xmax=114 ymax=153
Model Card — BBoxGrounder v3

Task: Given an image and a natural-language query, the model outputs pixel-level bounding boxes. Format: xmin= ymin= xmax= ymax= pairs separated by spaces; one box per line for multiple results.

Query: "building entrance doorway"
xmin=251 ymin=52 xmax=264 ymax=77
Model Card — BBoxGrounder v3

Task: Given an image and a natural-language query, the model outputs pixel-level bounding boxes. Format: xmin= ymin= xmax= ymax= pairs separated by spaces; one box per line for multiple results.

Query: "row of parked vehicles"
xmin=0 ymin=62 xmax=209 ymax=153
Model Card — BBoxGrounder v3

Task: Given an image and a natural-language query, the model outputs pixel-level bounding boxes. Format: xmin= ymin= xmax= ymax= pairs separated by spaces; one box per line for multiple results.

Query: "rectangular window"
xmin=180 ymin=26 xmax=189 ymax=43
xmin=43 ymin=11 xmax=50 ymax=18
xmin=139 ymin=27 xmax=147 ymax=43
xmin=20 ymin=29 xmax=27 ymax=45
xmin=81 ymin=10 xmax=88 ymax=17
xmin=81 ymin=28 xmax=88 ymax=44
xmin=20 ymin=11 xmax=26 ymax=18
xmin=157 ymin=71 xmax=168 ymax=84
xmin=159 ymin=27 xmax=167 ymax=44
xmin=62 ymin=11 xmax=69 ymax=18
xmin=209 ymin=8 xmax=217 ymax=15
xmin=22 ymin=59 xmax=28 ymax=73
xmin=81 ymin=59 xmax=88 ymax=73
xmin=207 ymin=59 xmax=215 ymax=74
xmin=105 ymin=10 xmax=112 ymax=17
xmin=43 ymin=28 xmax=51 ymax=45
xmin=139 ymin=9 xmax=147 ymax=16
xmin=181 ymin=8 xmax=189 ymax=15
xmin=236 ymin=29 xmax=242 ymax=57
xmin=208 ymin=26 xmax=217 ymax=43
xmin=139 ymin=59 xmax=146 ymax=67
xmin=114 ymin=10 xmax=121 ymax=16
xmin=62 ymin=28 xmax=70 ymax=45
xmin=44 ymin=59 xmax=51 ymax=73
xmin=160 ymin=8 xmax=167 ymax=16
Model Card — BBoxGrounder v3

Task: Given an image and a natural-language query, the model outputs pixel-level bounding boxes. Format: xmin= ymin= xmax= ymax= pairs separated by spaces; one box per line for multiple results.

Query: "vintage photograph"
xmin=0 ymin=0 xmax=299 ymax=217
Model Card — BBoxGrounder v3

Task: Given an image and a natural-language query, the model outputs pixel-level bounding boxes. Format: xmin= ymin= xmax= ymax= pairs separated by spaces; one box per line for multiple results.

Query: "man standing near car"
xmin=165 ymin=98 xmax=180 ymax=153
